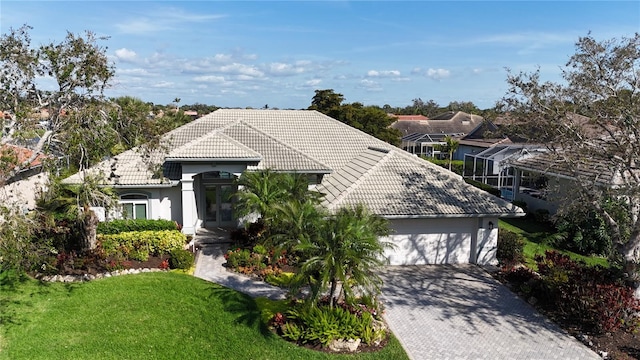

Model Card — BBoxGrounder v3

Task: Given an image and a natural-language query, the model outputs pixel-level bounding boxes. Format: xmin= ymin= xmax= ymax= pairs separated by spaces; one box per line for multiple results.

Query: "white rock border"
xmin=35 ymin=268 xmax=167 ymax=283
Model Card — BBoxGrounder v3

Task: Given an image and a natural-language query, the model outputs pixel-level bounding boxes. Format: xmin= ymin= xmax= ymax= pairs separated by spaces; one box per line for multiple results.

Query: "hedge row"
xmin=98 ymin=230 xmax=187 ymax=258
xmin=97 ymin=219 xmax=179 ymax=234
xmin=464 ymin=178 xmax=502 ymax=197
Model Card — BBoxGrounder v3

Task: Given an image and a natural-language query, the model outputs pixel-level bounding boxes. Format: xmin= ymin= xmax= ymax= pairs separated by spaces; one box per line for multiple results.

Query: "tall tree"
xmin=309 ymin=89 xmax=344 ymax=115
xmin=309 ymin=89 xmax=401 ymax=146
xmin=0 ymin=25 xmax=115 ymax=171
xmin=500 ymin=33 xmax=640 ymax=294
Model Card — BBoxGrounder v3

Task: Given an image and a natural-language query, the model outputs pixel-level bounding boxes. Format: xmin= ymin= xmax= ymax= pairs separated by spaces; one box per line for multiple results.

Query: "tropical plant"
xmin=434 ymin=135 xmax=459 ymax=171
xmin=295 ymin=204 xmax=393 ymax=308
xmin=37 ymin=174 xmax=117 ymax=251
xmin=268 ymin=199 xmax=326 ymax=251
xmin=234 ymin=170 xmax=320 ymax=226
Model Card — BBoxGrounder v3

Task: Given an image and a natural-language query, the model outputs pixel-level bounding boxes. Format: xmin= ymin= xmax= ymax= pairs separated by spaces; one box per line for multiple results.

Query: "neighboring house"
xmin=505 ymin=149 xmax=614 ymax=215
xmin=64 ymin=109 xmax=524 ymax=265
xmin=0 ymin=144 xmax=48 ymax=212
xmin=391 ymin=111 xmax=485 ymax=158
xmin=463 ymin=144 xmax=543 ymax=199
xmin=1 ymin=144 xmax=47 ymax=183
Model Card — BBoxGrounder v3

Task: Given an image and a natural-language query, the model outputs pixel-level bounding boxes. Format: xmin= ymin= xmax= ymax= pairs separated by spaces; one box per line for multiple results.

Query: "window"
xmin=119 ymin=194 xmax=148 ymax=219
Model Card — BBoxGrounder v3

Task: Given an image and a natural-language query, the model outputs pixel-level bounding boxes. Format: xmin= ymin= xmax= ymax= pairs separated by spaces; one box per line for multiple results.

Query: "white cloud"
xmin=359 ymin=79 xmax=383 ymax=91
xmin=267 ymin=62 xmax=306 ymax=76
xmin=114 ymin=48 xmax=138 ymax=62
xmin=115 ymin=8 xmax=226 ymax=35
xmin=366 ymin=70 xmax=400 ymax=78
xmin=193 ymin=75 xmax=226 ymax=83
xmin=219 ymin=63 xmax=264 ymax=78
xmin=426 ymin=68 xmax=450 ymax=80
xmin=152 ymin=81 xmax=174 ymax=88
xmin=117 ymin=68 xmax=152 ymax=76
xmin=306 ymin=79 xmax=322 ymax=87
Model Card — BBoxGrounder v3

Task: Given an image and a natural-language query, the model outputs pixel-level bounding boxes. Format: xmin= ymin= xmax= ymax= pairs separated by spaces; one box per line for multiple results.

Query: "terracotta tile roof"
xmin=1 ymin=144 xmax=46 ymax=168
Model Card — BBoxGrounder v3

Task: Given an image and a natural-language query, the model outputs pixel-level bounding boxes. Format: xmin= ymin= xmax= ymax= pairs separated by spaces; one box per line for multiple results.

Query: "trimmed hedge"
xmin=98 ymin=230 xmax=187 ymax=257
xmin=464 ymin=178 xmax=502 ymax=197
xmin=97 ymin=219 xmax=179 ymax=235
xmin=169 ymin=249 xmax=195 ymax=270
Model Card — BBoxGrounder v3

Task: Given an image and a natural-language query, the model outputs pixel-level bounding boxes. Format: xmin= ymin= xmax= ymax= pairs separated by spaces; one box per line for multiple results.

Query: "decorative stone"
xmin=328 ymin=338 xmax=361 ymax=352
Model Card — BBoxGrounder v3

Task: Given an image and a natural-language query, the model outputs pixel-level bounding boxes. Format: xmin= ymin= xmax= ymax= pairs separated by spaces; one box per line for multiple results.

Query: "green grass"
xmin=0 ymin=272 xmax=408 ymax=360
xmin=499 ymin=218 xmax=609 ymax=269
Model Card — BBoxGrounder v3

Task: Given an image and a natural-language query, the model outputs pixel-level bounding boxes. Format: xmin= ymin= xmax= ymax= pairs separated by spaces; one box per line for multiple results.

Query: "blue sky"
xmin=1 ymin=1 xmax=639 ymax=110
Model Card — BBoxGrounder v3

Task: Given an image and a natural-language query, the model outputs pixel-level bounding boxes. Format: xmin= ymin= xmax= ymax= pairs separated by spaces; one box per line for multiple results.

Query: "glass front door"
xmin=204 ymin=184 xmax=235 ymax=227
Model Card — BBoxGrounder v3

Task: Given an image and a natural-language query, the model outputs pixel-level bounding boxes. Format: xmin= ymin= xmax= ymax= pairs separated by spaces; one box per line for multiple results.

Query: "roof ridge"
xmin=327 ymin=147 xmax=394 ymax=211
xmin=169 ymin=118 xmax=244 ymax=155
xmin=236 ymin=119 xmax=333 ymax=170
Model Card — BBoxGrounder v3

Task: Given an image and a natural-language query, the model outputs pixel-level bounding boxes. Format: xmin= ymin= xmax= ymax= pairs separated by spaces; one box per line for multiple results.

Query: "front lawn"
xmin=0 ymin=272 xmax=408 ymax=360
xmin=499 ymin=218 xmax=609 ymax=269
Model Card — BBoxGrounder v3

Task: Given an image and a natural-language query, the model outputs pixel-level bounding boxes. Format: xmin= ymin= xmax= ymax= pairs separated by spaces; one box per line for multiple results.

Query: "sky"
xmin=1 ymin=1 xmax=639 ymax=110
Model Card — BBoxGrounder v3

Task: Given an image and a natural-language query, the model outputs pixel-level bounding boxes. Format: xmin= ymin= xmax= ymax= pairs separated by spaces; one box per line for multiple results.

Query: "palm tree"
xmin=234 ymin=170 xmax=322 ymax=226
xmin=268 ymin=198 xmax=326 ymax=250
xmin=295 ymin=204 xmax=393 ymax=308
xmin=234 ymin=170 xmax=289 ymax=225
xmin=434 ymin=135 xmax=460 ymax=171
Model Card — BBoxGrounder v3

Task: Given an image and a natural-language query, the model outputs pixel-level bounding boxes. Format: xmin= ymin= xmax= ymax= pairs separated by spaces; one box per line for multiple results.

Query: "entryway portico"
xmin=179 ymin=162 xmax=257 ymax=235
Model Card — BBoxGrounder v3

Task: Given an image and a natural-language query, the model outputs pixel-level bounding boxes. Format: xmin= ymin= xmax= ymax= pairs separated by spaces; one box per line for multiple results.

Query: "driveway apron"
xmin=379 ymin=265 xmax=600 ymax=360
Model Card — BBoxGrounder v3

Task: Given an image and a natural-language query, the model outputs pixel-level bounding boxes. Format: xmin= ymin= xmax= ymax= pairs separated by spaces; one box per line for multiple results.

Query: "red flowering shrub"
xmin=534 ymin=251 xmax=640 ymax=333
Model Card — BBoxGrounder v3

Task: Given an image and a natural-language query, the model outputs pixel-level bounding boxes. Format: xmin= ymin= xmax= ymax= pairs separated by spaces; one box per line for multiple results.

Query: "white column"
xmin=181 ymin=178 xmax=197 ymax=235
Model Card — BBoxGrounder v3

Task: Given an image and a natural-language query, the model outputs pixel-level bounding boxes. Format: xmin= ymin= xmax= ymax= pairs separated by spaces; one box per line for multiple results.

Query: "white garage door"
xmin=383 ymin=218 xmax=476 ymax=265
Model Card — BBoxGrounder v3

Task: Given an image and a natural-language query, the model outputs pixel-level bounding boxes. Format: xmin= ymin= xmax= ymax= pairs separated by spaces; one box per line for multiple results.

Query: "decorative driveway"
xmin=379 ymin=265 xmax=601 ymax=360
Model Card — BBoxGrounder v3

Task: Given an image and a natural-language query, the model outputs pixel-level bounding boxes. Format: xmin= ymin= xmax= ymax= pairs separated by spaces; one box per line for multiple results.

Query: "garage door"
xmin=383 ymin=218 xmax=476 ymax=265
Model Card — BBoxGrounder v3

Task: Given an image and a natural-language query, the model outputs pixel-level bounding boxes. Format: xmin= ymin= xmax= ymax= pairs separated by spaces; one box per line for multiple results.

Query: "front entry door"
xmin=204 ymin=184 xmax=235 ymax=227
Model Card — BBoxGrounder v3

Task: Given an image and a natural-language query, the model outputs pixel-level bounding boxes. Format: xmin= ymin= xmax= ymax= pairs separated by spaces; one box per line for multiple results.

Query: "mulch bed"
xmin=37 ymin=255 xmax=168 ymax=277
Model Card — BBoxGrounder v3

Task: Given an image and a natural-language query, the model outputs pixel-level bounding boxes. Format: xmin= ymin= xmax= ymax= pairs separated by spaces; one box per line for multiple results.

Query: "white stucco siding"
xmin=162 ymin=186 xmax=183 ymax=224
xmin=476 ymin=217 xmax=499 ymax=266
xmin=384 ymin=218 xmax=477 ymax=265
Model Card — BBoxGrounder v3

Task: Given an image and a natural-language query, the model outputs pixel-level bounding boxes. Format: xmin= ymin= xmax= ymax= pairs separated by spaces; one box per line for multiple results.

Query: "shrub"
xmin=496 ymin=230 xmax=524 ymax=267
xmin=169 ymin=249 xmax=194 ymax=270
xmin=512 ymin=200 xmax=528 ymax=213
xmin=424 ymin=158 xmax=464 ymax=175
xmin=97 ymin=219 xmax=179 ymax=235
xmin=97 ymin=230 xmax=186 ymax=258
xmin=225 ymin=248 xmax=252 ymax=269
xmin=265 ymin=272 xmax=295 ymax=288
xmin=230 ymin=221 xmax=266 ymax=248
xmin=551 ymin=211 xmax=613 ymax=256
xmin=282 ymin=303 xmax=382 ymax=347
xmin=129 ymin=249 xmax=149 ymax=262
xmin=464 ymin=178 xmax=501 ymax=197
xmin=534 ymin=251 xmax=640 ymax=333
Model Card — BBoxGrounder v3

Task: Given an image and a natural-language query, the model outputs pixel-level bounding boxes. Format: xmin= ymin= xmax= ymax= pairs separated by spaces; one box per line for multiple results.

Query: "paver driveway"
xmin=379 ymin=265 xmax=600 ymax=360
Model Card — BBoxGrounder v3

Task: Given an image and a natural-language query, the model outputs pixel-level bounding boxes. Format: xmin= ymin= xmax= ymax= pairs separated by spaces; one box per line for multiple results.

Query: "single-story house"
xmin=391 ymin=111 xmax=485 ymax=158
xmin=64 ymin=109 xmax=524 ymax=265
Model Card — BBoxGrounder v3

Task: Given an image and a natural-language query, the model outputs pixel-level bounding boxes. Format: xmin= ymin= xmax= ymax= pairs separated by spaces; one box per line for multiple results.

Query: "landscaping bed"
xmin=494 ymin=256 xmax=640 ymax=360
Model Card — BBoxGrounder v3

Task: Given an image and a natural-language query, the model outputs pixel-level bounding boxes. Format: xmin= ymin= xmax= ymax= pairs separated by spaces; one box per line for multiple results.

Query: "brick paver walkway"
xmin=379 ymin=265 xmax=601 ymax=360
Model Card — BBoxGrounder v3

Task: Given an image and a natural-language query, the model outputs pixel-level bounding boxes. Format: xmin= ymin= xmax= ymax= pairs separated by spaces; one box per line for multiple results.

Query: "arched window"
xmin=119 ymin=193 xmax=148 ymax=219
